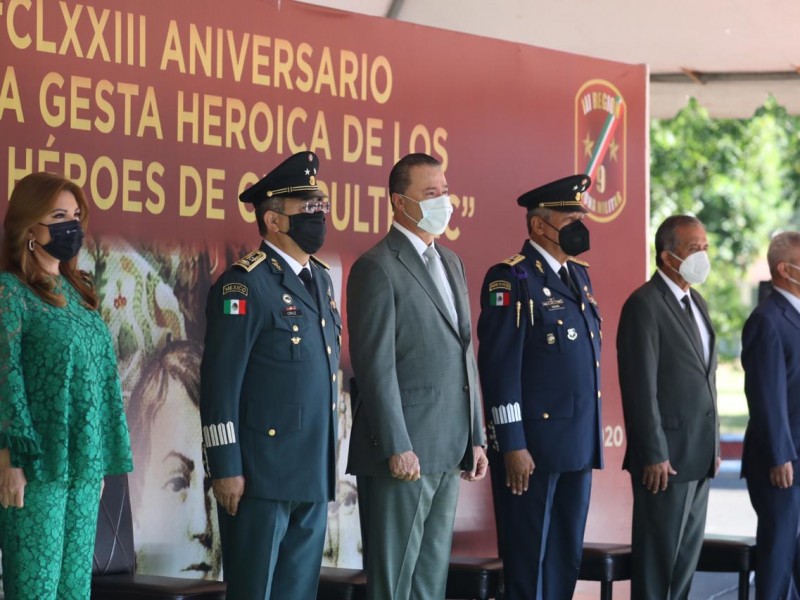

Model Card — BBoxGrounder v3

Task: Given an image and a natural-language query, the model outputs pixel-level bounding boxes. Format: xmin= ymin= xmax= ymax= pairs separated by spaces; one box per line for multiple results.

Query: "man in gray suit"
xmin=346 ymin=153 xmax=488 ymax=600
xmin=617 ymin=215 xmax=720 ymax=600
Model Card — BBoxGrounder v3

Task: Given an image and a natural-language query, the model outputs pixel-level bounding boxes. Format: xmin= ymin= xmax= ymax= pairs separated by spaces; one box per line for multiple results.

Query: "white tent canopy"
xmin=298 ymin=0 xmax=800 ymax=118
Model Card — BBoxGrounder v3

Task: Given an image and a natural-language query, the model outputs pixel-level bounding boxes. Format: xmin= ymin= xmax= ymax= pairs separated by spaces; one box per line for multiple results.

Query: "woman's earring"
xmin=28 ymin=239 xmax=35 ymax=252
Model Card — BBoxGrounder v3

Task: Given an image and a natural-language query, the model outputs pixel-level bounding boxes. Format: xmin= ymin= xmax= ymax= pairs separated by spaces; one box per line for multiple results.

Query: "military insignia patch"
xmin=535 ymin=260 xmax=545 ymax=274
xmin=541 ymin=298 xmax=565 ymax=311
xmin=234 ymin=250 xmax=266 ymax=272
xmin=282 ymin=306 xmax=302 ymax=317
xmin=489 ymin=280 xmax=512 ymax=292
xmin=569 ymin=257 xmax=590 ymax=268
xmin=222 ymin=283 xmax=248 ymax=296
xmin=282 ymin=294 xmax=293 ymax=304
xmin=501 ymin=254 xmax=525 ymax=267
xmin=567 ymin=328 xmax=578 ymax=341
xmin=270 ymin=258 xmax=283 ymax=271
xmin=223 ymin=299 xmax=246 ymax=315
xmin=489 ymin=291 xmax=511 ymax=307
xmin=543 ymin=287 xmax=552 ymax=297
xmin=291 ymin=336 xmax=301 ymax=345
xmin=310 ymin=255 xmax=330 ymax=270
xmin=546 ymin=333 xmax=556 ymax=345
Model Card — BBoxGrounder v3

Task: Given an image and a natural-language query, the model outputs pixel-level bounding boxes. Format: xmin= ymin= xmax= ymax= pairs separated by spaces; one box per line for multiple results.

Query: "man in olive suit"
xmin=347 ymin=153 xmax=487 ymax=600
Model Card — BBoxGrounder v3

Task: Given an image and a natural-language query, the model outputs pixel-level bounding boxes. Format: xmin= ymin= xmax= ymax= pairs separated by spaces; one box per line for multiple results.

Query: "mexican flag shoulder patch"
xmin=224 ymin=298 xmax=247 ymax=315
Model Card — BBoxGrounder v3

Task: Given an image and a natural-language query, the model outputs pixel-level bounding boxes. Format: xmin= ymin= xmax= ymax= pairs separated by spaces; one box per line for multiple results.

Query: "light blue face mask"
xmin=401 ymin=194 xmax=453 ymax=235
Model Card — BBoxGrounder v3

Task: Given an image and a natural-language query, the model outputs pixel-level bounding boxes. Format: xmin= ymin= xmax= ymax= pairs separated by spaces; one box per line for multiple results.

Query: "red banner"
xmin=0 ymin=0 xmax=647 ymax=588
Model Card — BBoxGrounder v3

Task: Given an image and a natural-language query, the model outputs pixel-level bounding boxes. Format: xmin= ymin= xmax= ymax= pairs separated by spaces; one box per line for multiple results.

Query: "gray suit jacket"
xmin=617 ymin=272 xmax=719 ymax=482
xmin=346 ymin=226 xmax=485 ymax=476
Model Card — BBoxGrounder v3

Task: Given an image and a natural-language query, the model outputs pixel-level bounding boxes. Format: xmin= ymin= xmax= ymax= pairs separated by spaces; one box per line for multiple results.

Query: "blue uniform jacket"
xmin=477 ymin=241 xmax=603 ymax=473
xmin=200 ymin=242 xmax=340 ymax=502
xmin=741 ymin=290 xmax=800 ymax=483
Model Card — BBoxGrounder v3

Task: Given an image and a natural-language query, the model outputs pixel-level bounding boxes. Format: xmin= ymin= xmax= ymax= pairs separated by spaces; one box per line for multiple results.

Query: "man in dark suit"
xmin=477 ymin=174 xmax=603 ymax=600
xmin=741 ymin=231 xmax=800 ymax=599
xmin=347 ymin=153 xmax=487 ymax=600
xmin=200 ymin=152 xmax=340 ymax=599
xmin=617 ymin=214 xmax=720 ymax=600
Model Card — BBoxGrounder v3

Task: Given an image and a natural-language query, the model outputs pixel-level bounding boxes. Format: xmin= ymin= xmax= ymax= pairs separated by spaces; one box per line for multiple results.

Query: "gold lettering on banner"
xmin=5 ymin=0 xmax=147 ymax=65
xmin=158 ymin=22 xmax=392 ymax=103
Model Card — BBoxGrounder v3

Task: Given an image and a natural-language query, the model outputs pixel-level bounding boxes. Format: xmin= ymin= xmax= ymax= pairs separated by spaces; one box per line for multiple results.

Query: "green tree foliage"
xmin=650 ymin=97 xmax=800 ymax=358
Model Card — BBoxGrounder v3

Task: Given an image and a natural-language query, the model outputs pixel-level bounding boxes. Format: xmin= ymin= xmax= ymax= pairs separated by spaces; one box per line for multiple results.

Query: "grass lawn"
xmin=717 ymin=360 xmax=748 ymax=435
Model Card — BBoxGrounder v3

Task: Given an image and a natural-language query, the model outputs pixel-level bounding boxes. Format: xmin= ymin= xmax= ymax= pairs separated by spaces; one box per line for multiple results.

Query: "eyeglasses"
xmin=300 ymin=200 xmax=330 ymax=214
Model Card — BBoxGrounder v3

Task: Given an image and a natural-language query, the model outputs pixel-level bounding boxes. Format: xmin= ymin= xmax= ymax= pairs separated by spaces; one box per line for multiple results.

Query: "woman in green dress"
xmin=0 ymin=172 xmax=133 ymax=599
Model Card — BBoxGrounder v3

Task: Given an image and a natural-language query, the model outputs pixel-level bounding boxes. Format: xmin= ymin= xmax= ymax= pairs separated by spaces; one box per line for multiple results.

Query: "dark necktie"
xmin=558 ymin=265 xmax=579 ymax=298
xmin=681 ymin=295 xmax=704 ymax=351
xmin=298 ymin=268 xmax=318 ymax=308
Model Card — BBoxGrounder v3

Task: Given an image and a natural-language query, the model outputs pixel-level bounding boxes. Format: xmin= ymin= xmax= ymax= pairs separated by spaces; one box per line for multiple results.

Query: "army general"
xmin=477 ymin=174 xmax=603 ymax=600
xmin=199 ymin=152 xmax=340 ymax=599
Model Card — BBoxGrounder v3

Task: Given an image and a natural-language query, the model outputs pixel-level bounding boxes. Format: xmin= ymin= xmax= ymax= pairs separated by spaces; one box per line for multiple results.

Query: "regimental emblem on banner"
xmin=223 ymin=299 xmax=247 ymax=315
xmin=575 ymin=79 xmax=627 ymax=223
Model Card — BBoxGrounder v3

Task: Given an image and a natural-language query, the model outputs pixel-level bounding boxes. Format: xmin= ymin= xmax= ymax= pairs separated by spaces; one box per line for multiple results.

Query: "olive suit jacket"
xmin=346 ymin=226 xmax=485 ymax=476
xmin=617 ymin=272 xmax=719 ymax=482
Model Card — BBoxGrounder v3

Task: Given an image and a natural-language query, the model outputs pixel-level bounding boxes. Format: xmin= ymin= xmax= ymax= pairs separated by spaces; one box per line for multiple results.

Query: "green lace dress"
xmin=0 ymin=271 xmax=133 ymax=599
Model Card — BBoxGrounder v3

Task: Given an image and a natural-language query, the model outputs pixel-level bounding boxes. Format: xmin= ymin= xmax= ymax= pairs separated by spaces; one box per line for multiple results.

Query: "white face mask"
xmin=787 ymin=263 xmax=800 ymax=287
xmin=670 ymin=250 xmax=711 ymax=285
xmin=401 ymin=194 xmax=453 ymax=235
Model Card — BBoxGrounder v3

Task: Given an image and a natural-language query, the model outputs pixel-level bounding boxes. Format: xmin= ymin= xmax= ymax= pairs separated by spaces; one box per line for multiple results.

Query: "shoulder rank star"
xmin=234 ymin=250 xmax=266 ymax=272
xmin=501 ymin=254 xmax=525 ymax=267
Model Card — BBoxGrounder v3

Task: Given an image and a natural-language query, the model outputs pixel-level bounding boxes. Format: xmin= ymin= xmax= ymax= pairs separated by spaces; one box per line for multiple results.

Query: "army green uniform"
xmin=200 ymin=242 xmax=340 ymax=599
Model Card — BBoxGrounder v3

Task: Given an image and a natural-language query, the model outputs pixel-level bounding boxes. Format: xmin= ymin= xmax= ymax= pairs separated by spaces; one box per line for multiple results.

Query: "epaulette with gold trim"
xmin=500 ymin=254 xmax=525 ymax=267
xmin=568 ymin=257 xmax=590 ymax=268
xmin=233 ymin=250 xmax=267 ymax=272
xmin=309 ymin=255 xmax=330 ymax=270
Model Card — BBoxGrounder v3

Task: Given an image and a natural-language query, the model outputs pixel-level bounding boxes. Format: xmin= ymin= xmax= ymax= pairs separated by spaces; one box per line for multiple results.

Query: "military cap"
xmin=239 ymin=151 xmax=326 ymax=204
xmin=517 ymin=174 xmax=591 ymax=212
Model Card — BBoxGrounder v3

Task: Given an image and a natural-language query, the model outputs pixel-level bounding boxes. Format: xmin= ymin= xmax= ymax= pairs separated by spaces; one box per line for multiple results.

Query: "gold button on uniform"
xmin=557 ymin=319 xmax=563 ymax=325
xmin=581 ymin=303 xmax=585 ymax=311
xmin=597 ymin=391 xmax=602 ymax=398
xmin=268 ymin=428 xmax=276 ymax=437
xmin=543 ymin=412 xmax=550 ymax=420
xmin=596 ymin=361 xmax=600 ymax=368
xmin=321 ymin=318 xmax=326 ymax=327
xmin=327 ymin=346 xmax=332 ymax=355
xmin=332 ymin=373 xmax=337 ymax=382
xmin=590 ymin=331 xmax=595 ymax=339
xmin=332 ymin=403 xmax=336 ymax=411
xmin=292 ymin=324 xmax=299 ymax=332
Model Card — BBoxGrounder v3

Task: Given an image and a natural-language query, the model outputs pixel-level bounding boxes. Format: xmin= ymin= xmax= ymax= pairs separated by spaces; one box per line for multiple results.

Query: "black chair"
xmin=317 ymin=566 xmax=367 ymax=600
xmin=446 ymin=556 xmax=504 ymax=599
xmin=92 ymin=473 xmax=227 ymax=600
xmin=578 ymin=543 xmax=632 ymax=600
xmin=696 ymin=534 xmax=757 ymax=600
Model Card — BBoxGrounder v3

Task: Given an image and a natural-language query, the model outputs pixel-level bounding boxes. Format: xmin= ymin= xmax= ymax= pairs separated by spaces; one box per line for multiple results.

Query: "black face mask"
xmin=284 ymin=212 xmax=326 ymax=255
xmin=543 ymin=218 xmax=590 ymax=256
xmin=39 ymin=220 xmax=84 ymax=261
